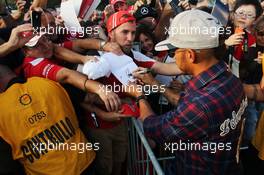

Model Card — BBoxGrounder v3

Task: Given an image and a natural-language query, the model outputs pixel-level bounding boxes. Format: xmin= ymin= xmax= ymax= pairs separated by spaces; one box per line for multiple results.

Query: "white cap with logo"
xmin=155 ymin=10 xmax=222 ymax=51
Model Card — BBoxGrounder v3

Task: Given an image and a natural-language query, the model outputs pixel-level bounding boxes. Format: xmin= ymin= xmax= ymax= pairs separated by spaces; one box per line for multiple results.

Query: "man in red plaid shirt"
xmin=128 ymin=10 xmax=247 ymax=175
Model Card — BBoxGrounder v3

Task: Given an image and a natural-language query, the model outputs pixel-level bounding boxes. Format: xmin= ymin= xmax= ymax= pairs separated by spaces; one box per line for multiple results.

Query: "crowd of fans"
xmin=1 ymin=0 xmax=264 ymax=175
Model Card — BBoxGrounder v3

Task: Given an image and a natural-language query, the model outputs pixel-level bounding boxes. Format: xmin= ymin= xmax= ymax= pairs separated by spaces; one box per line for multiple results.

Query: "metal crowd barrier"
xmin=126 ymin=118 xmax=175 ymax=175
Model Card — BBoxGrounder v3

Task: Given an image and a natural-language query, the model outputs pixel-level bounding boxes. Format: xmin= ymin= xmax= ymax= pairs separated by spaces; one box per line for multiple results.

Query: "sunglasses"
xmin=168 ymin=48 xmax=177 ymax=58
xmin=168 ymin=48 xmax=201 ymax=58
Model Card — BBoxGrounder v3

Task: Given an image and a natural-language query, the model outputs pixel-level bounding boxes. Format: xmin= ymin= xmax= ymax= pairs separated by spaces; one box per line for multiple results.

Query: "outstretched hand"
xmin=7 ymin=23 xmax=34 ymax=50
xmin=96 ymin=85 xmax=122 ymax=112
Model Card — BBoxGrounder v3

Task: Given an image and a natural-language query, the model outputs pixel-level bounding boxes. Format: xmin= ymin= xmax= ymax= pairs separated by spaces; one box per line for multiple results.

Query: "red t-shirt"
xmin=22 ymin=57 xmax=63 ymax=81
xmin=22 ymin=41 xmax=74 ymax=80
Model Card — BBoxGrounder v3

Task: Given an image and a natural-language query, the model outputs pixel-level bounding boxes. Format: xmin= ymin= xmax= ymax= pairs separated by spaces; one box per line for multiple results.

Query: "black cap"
xmin=134 ymin=5 xmax=158 ymax=21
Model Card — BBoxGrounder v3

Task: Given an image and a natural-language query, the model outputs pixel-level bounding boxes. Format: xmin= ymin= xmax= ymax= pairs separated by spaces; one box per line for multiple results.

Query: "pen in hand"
xmin=128 ymin=69 xmax=151 ymax=77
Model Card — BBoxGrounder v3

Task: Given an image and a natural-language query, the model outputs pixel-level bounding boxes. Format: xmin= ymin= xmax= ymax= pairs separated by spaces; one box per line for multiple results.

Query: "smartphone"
xmin=31 ymin=11 xmax=42 ymax=33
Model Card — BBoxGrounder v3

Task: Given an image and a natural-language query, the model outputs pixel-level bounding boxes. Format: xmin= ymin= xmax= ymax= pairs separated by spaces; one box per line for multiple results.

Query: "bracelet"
xmin=136 ymin=95 xmax=147 ymax=106
xmin=84 ymin=78 xmax=89 ymax=92
xmin=99 ymin=40 xmax=107 ymax=51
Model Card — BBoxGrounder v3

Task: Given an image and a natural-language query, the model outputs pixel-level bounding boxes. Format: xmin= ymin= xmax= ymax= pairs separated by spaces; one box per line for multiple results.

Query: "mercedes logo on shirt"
xmin=141 ymin=7 xmax=149 ymax=15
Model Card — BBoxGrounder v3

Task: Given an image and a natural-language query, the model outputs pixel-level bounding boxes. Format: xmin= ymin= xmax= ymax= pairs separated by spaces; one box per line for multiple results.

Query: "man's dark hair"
xmin=234 ymin=0 xmax=263 ymax=19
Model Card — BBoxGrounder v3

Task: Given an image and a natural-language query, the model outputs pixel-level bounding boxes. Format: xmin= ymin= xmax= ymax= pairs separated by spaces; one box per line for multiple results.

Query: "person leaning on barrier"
xmin=80 ymin=10 xmax=157 ymax=175
xmin=80 ymin=10 xmax=184 ymax=175
xmin=126 ymin=10 xmax=247 ymax=175
xmin=0 ymin=64 xmax=95 ymax=175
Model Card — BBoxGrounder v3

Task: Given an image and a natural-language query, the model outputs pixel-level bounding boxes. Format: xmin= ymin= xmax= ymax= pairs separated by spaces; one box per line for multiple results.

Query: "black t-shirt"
xmin=239 ymin=45 xmax=263 ymax=84
xmin=0 ymin=27 xmax=11 ymax=41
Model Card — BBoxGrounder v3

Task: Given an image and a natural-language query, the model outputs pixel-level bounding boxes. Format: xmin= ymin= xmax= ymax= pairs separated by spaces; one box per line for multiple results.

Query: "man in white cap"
xmin=128 ymin=9 xmax=247 ymax=175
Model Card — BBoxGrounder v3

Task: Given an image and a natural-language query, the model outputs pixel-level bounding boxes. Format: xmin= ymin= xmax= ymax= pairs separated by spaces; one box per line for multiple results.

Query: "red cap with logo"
xmin=106 ymin=11 xmax=136 ymax=33
xmin=110 ymin=0 xmax=126 ymax=5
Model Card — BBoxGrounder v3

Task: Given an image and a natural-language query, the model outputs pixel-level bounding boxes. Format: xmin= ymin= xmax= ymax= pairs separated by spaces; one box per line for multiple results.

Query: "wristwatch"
xmin=136 ymin=95 xmax=147 ymax=107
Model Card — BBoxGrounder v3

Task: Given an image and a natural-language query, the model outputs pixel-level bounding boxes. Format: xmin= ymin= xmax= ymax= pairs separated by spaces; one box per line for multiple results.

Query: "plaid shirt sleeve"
xmin=143 ymin=98 xmax=208 ymax=144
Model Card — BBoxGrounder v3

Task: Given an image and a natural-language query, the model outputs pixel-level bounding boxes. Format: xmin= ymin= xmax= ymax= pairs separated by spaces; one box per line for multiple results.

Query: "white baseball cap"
xmin=25 ymin=32 xmax=46 ymax=47
xmin=155 ymin=10 xmax=221 ymax=51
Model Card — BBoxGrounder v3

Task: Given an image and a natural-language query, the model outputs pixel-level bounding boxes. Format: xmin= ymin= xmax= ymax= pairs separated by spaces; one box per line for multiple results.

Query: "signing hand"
xmin=132 ymin=67 xmax=158 ymax=86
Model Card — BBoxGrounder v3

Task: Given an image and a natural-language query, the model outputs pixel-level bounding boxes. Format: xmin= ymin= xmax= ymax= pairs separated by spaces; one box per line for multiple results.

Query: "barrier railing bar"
xmin=131 ymin=118 xmax=164 ymax=175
